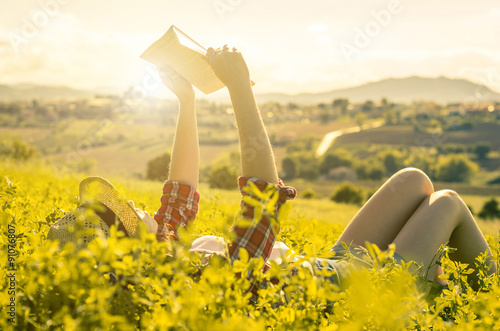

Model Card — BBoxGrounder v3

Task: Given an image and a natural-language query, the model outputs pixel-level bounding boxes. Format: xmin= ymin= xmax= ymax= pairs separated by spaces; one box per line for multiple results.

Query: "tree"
xmin=291 ymin=151 xmax=320 ymax=180
xmin=381 ymin=97 xmax=389 ymax=109
xmin=361 ymin=100 xmax=374 ymax=112
xmin=478 ymin=198 xmax=500 ymax=220
xmin=355 ymin=113 xmax=367 ymax=128
xmin=437 ymin=144 xmax=467 ymax=155
xmin=317 ymin=103 xmax=328 ymax=110
xmin=332 ymin=98 xmax=349 ymax=115
xmin=319 ymin=150 xmax=353 ymax=175
xmin=281 ymin=157 xmax=296 ymax=180
xmin=404 ymin=153 xmax=434 ymax=176
xmin=473 ymin=142 xmax=491 ymax=160
xmin=330 ymin=183 xmax=363 ymax=205
xmin=356 ymin=160 xmax=385 ymax=181
xmin=319 ymin=110 xmax=330 ymax=124
xmin=434 ymin=154 xmax=478 ymax=183
xmin=146 ymin=152 xmax=171 ymax=181
xmin=384 ymin=109 xmax=396 ymax=125
xmin=381 ymin=151 xmax=403 ymax=175
xmin=0 ymin=103 xmax=21 ymax=116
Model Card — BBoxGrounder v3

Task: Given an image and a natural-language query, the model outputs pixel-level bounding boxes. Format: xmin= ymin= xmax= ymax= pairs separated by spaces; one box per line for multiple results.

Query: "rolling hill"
xmin=255 ymin=76 xmax=500 ymax=105
xmin=1 ymin=76 xmax=499 ymax=104
xmin=0 ymin=84 xmax=95 ymax=101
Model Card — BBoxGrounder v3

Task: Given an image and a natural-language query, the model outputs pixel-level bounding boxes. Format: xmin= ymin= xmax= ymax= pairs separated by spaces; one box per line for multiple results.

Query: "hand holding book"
xmin=141 ymin=25 xmax=254 ymax=95
xmin=207 ymin=46 xmax=252 ymax=91
xmin=157 ymin=65 xmax=195 ymax=103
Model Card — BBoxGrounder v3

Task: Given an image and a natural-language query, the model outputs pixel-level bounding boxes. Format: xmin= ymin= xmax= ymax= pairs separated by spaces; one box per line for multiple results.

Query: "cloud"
xmin=249 ymin=47 xmax=500 ymax=94
xmin=0 ymin=13 xmax=150 ymax=90
xmin=0 ymin=2 xmax=499 ymax=95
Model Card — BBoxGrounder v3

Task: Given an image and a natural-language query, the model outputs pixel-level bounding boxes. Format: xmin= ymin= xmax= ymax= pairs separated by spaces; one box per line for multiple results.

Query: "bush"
xmin=0 ymin=137 xmax=37 ymax=161
xmin=285 ymin=151 xmax=319 ymax=180
xmin=356 ymin=161 xmax=385 ymax=181
xmin=319 ymin=150 xmax=353 ymax=175
xmin=366 ymin=190 xmax=376 ymax=202
xmin=207 ymin=163 xmax=238 ymax=189
xmin=285 ymin=134 xmax=319 ymax=154
xmin=433 ymin=154 xmax=478 ymax=183
xmin=478 ymin=198 xmax=500 ymax=220
xmin=473 ymin=142 xmax=491 ymax=160
xmin=300 ymin=189 xmax=317 ymax=199
xmin=404 ymin=153 xmax=434 ymax=177
xmin=437 ymin=143 xmax=468 ymax=155
xmin=487 ymin=176 xmax=500 ymax=185
xmin=146 ymin=152 xmax=171 ymax=181
xmin=330 ymin=182 xmax=364 ymax=205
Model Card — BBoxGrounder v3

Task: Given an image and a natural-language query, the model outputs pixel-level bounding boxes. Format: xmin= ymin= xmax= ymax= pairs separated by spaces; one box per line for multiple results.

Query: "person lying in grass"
xmin=48 ymin=45 xmax=497 ymax=295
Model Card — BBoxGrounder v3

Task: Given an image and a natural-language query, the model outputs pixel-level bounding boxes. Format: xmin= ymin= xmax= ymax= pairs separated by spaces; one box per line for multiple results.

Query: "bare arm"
xmin=207 ymin=46 xmax=278 ymax=183
xmin=158 ymin=66 xmax=199 ymax=188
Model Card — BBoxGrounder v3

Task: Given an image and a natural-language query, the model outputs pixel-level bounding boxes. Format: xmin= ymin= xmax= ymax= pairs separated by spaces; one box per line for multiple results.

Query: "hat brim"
xmin=79 ymin=177 xmax=141 ymax=238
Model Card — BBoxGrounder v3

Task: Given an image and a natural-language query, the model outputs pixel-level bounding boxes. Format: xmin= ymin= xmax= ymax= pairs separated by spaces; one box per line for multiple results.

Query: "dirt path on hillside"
xmin=315 ymin=120 xmax=385 ymax=157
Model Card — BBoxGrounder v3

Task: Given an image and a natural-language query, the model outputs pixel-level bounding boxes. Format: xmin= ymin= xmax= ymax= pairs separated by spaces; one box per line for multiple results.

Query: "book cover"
xmin=140 ymin=26 xmax=225 ymax=94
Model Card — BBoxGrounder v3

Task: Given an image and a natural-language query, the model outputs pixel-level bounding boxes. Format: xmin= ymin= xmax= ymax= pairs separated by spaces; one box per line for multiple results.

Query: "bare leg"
xmin=392 ymin=190 xmax=496 ymax=287
xmin=157 ymin=66 xmax=199 ymax=188
xmin=335 ymin=168 xmax=434 ymax=249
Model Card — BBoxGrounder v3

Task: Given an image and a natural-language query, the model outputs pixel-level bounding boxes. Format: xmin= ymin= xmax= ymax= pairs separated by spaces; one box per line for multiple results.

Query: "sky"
xmin=0 ymin=0 xmax=499 ymax=98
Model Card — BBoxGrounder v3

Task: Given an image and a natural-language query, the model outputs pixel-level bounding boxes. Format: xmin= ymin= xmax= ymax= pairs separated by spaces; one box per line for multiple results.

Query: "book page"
xmin=173 ymin=26 xmax=207 ymax=56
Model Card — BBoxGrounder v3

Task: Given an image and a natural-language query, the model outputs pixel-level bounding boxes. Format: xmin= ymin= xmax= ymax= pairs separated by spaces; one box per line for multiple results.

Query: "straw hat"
xmin=47 ymin=177 xmax=143 ymax=250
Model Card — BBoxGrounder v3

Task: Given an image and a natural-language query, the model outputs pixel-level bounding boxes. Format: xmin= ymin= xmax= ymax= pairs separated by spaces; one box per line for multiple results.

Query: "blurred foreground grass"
xmin=1 ymin=160 xmax=499 ymax=330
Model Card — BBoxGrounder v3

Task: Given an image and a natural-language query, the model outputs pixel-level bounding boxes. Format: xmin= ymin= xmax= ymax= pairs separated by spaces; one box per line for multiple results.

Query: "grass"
xmin=2 ymin=160 xmax=500 ymax=330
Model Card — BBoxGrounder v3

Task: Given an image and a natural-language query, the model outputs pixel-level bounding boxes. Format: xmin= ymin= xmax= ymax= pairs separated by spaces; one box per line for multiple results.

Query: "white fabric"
xmin=141 ymin=213 xmax=158 ymax=234
xmin=189 ymin=235 xmax=291 ymax=264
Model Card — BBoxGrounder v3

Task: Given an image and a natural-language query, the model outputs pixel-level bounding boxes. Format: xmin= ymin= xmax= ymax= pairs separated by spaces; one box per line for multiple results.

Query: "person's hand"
xmin=129 ymin=200 xmax=158 ymax=234
xmin=157 ymin=65 xmax=195 ymax=103
xmin=207 ymin=45 xmax=251 ymax=91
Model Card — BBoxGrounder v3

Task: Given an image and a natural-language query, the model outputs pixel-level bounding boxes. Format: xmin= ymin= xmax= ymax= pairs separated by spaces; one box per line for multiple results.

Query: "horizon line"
xmin=1 ymin=74 xmax=499 ymax=96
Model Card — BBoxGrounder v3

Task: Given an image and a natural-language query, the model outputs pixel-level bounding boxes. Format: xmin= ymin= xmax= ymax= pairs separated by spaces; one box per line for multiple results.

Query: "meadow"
xmin=1 ymin=98 xmax=500 ymax=329
xmin=1 ymin=160 xmax=500 ymax=330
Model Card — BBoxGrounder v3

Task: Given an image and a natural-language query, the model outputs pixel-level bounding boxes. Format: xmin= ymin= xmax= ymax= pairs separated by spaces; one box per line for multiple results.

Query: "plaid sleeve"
xmin=228 ymin=177 xmax=296 ymax=264
xmin=154 ymin=180 xmax=200 ymax=242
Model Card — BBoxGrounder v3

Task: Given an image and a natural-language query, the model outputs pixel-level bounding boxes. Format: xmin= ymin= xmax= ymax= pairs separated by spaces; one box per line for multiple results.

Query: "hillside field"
xmin=334 ymin=123 xmax=500 ymax=151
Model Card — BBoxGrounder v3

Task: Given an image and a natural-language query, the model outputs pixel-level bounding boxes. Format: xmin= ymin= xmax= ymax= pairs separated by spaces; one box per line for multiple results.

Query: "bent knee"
xmin=390 ymin=167 xmax=434 ymax=196
xmin=430 ymin=190 xmax=462 ymax=208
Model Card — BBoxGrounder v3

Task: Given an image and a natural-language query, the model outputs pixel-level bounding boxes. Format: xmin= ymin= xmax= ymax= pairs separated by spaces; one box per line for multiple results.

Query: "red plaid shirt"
xmin=154 ymin=177 xmax=296 ymax=264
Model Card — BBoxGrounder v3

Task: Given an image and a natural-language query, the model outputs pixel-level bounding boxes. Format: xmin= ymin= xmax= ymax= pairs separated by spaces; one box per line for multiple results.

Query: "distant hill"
xmin=255 ymin=76 xmax=500 ymax=105
xmin=2 ymin=76 xmax=499 ymax=104
xmin=0 ymin=84 xmax=95 ymax=101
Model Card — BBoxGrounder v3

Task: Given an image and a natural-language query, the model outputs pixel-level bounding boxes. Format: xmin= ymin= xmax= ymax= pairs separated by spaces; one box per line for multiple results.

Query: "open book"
xmin=140 ymin=26 xmax=225 ymax=94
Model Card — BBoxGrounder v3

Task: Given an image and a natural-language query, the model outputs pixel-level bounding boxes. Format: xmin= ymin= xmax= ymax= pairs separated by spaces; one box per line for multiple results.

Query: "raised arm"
xmin=207 ymin=46 xmax=278 ymax=184
xmin=158 ymin=66 xmax=199 ymax=188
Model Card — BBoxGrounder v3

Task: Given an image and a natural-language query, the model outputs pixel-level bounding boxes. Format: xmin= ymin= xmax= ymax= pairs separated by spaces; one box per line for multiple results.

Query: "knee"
xmin=389 ymin=167 xmax=434 ymax=196
xmin=429 ymin=190 xmax=462 ymax=211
